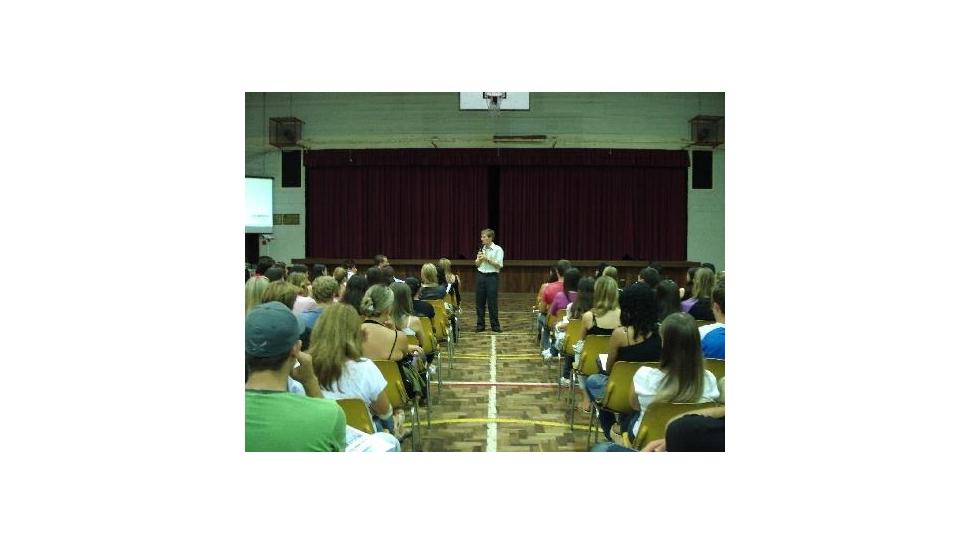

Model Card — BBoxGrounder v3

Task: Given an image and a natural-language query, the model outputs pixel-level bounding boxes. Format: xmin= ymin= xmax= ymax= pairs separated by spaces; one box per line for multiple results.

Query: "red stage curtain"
xmin=498 ymin=166 xmax=686 ymax=261
xmin=305 ymin=165 xmax=488 ymax=260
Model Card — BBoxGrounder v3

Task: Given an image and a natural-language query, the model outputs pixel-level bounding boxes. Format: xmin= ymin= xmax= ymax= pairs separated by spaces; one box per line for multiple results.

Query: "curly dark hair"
xmin=618 ymin=282 xmax=658 ymax=340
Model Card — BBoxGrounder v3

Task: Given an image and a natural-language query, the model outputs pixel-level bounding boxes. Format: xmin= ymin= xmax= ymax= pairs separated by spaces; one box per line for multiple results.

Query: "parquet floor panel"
xmin=406 ymin=293 xmax=597 ymax=452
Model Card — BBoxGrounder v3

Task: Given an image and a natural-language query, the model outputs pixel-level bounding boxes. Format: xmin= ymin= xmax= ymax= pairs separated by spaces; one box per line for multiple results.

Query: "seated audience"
xmin=333 ymin=266 xmax=347 ymax=288
xmin=655 ymin=279 xmax=681 ymax=323
xmin=594 ymin=406 xmax=725 ymax=452
xmin=245 ymin=301 xmax=346 ymax=452
xmin=638 ymin=267 xmax=660 ymax=289
xmin=405 ymin=277 xmax=435 ymax=319
xmin=340 ymin=275 xmax=370 ymax=314
xmin=245 ymin=275 xmax=270 ymax=315
xmin=439 ymin=257 xmax=462 ymax=308
xmin=310 ymin=303 xmax=401 ymax=449
xmin=301 ymin=275 xmax=339 ymax=334
xmin=342 ymin=259 xmax=357 ymax=278
xmin=539 ymin=260 xmax=571 ymax=350
xmin=575 ymin=276 xmax=622 ymax=412
xmin=586 ymin=281 xmax=661 ymax=437
xmin=699 ymin=280 xmax=725 ymax=359
xmin=359 ymin=285 xmax=427 ymax=401
xmin=365 ymin=266 xmax=385 ymax=288
xmin=417 ymin=263 xmax=447 ymax=300
xmin=556 ymin=275 xmax=595 ymax=385
xmin=543 ymin=267 xmax=580 ymax=359
xmin=680 ymin=266 xmax=698 ymax=300
xmin=590 ymin=312 xmax=720 ymax=450
xmin=288 ymin=271 xmax=316 ymax=314
xmin=684 ymin=268 xmax=716 ymax=321
xmin=264 ymin=266 xmax=285 ymax=282
xmin=309 ymin=263 xmax=328 ymax=282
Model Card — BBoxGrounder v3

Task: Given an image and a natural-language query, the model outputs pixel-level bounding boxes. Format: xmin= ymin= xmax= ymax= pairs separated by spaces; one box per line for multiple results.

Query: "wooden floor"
xmin=404 ymin=292 xmax=601 ymax=451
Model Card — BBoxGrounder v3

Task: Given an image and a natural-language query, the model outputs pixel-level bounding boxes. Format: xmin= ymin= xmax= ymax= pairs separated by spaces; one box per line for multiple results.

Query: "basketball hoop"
xmin=483 ymin=92 xmax=505 ymax=116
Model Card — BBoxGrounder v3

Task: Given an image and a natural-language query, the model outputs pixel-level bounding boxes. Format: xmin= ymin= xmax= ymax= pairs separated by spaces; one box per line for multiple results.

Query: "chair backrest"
xmin=600 ymin=361 xmax=659 ymax=413
xmin=417 ymin=316 xmax=437 ymax=353
xmin=427 ymin=299 xmax=449 ymax=341
xmin=546 ymin=308 xmax=565 ymax=329
xmin=562 ymin=319 xmax=584 ymax=356
xmin=705 ymin=358 xmax=725 ymax=382
xmin=695 ymin=320 xmax=716 ymax=329
xmin=632 ymin=401 xmax=719 ymax=450
xmin=335 ymin=398 xmax=375 ymax=434
xmin=445 ymin=291 xmax=457 ymax=308
xmin=578 ymin=335 xmax=612 ymax=376
xmin=373 ymin=359 xmax=411 ymax=408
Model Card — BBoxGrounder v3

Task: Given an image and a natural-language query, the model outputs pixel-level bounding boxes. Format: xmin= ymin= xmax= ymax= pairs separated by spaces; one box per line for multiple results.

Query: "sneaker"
xmin=559 ymin=377 xmax=571 ymax=387
xmin=541 ymin=348 xmax=553 ymax=360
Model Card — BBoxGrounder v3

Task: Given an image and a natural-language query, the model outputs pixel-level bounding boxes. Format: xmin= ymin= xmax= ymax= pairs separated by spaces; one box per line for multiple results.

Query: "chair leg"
xmin=587 ymin=406 xmax=597 ymax=450
xmin=436 ymin=353 xmax=443 ymax=395
xmin=411 ymin=405 xmax=420 ymax=451
xmin=425 ymin=392 xmax=432 ymax=430
xmin=568 ymin=373 xmax=576 ymax=430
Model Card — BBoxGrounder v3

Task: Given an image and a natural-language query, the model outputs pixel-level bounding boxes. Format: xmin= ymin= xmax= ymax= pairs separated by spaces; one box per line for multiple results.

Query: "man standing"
xmin=475 ymin=228 xmax=504 ymax=332
xmin=245 ymin=301 xmax=346 ymax=452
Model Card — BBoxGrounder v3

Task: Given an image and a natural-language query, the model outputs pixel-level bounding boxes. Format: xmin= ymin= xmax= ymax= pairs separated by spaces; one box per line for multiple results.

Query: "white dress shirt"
xmin=477 ymin=243 xmax=504 ymax=273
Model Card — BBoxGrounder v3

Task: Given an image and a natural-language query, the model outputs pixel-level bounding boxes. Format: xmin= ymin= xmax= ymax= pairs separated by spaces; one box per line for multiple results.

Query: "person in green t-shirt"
xmin=245 ymin=301 xmax=346 ymax=452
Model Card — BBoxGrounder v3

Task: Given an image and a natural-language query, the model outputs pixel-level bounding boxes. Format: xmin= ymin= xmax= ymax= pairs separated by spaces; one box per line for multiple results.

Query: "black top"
xmin=688 ymin=299 xmax=715 ymax=321
xmin=615 ymin=329 xmax=662 ymax=362
xmin=665 ymin=415 xmax=725 ymax=452
xmin=412 ymin=299 xmax=435 ymax=320
xmin=418 ymin=285 xmax=447 ymax=300
xmin=587 ymin=314 xmax=614 ymax=336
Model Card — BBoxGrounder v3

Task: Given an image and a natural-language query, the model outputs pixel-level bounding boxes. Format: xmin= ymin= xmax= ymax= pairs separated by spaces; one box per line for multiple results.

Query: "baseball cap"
xmin=245 ymin=301 xmax=303 ymax=357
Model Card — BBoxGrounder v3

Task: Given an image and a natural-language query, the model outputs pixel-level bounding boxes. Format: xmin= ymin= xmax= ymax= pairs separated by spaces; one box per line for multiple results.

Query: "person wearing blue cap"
xmin=245 ymin=301 xmax=346 ymax=452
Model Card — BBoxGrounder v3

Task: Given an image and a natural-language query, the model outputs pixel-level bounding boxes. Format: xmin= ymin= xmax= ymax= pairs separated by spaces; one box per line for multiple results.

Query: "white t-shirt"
xmin=320 ymin=358 xmax=388 ymax=417
xmin=292 ymin=295 xmax=317 ymax=315
xmin=698 ymin=322 xmax=725 ymax=340
xmin=631 ymin=366 xmax=720 ymax=434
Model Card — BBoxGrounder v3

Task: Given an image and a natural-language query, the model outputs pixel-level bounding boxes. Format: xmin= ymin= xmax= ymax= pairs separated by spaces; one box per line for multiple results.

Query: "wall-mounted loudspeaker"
xmin=269 ymin=117 xmax=304 ymax=148
xmin=281 ymin=150 xmax=302 ymax=188
xmin=689 ymin=115 xmax=724 ymax=147
xmin=692 ymin=150 xmax=713 ymax=190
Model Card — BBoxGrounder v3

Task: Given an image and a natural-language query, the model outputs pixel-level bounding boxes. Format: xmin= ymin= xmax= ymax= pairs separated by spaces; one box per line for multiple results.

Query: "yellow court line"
xmin=403 ymin=417 xmax=596 ymax=431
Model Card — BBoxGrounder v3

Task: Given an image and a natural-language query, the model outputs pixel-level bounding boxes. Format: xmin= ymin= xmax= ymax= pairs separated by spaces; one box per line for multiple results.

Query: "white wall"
xmin=244 ymin=92 xmax=724 ymax=266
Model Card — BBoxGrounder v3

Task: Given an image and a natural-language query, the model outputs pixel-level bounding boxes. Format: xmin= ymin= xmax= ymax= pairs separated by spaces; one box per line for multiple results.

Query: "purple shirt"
xmin=550 ymin=290 xmax=577 ymax=317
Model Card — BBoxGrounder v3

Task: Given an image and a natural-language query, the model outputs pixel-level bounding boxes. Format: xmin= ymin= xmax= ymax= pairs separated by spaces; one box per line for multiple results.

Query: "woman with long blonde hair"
xmin=310 ymin=303 xmax=398 ymax=438
xmin=439 ymin=257 xmax=462 ymax=308
xmin=245 ymin=276 xmax=270 ymax=315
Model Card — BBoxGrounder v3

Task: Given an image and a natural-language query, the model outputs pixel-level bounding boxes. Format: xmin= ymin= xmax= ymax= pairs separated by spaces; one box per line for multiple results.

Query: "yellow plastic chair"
xmin=587 ymin=361 xmax=659 ymax=448
xmin=705 ymin=358 xmax=725 ymax=382
xmin=418 ymin=316 xmax=442 ymax=394
xmin=373 ymin=359 xmax=422 ymax=450
xmin=695 ymin=320 xmax=716 ymax=329
xmin=336 ymin=398 xmax=375 ymax=434
xmin=407 ymin=333 xmax=434 ymax=417
xmin=569 ymin=334 xmax=611 ymax=430
xmin=557 ymin=319 xmax=585 ymax=399
xmin=626 ymin=401 xmax=719 ymax=450
xmin=427 ymin=299 xmax=454 ymax=373
xmin=546 ymin=308 xmax=565 ymax=329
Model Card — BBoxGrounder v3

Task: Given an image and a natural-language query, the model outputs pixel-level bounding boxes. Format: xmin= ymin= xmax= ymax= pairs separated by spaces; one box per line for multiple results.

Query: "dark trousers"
xmin=476 ymin=272 xmax=500 ymax=328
